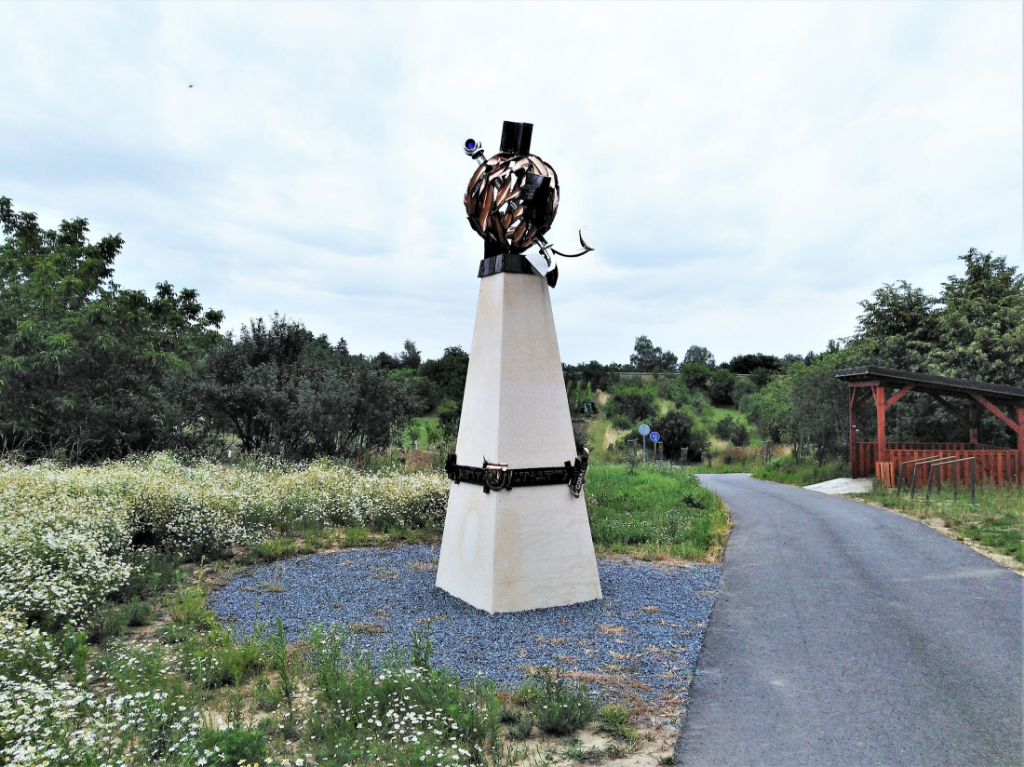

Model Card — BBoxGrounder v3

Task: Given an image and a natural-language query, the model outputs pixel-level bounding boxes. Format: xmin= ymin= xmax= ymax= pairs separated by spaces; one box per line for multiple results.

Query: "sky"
xmin=1 ymin=1 xmax=1021 ymax=365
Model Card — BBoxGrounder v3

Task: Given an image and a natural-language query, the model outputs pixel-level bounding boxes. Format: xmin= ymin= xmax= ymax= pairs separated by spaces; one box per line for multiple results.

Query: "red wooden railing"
xmin=853 ymin=442 xmax=1020 ymax=486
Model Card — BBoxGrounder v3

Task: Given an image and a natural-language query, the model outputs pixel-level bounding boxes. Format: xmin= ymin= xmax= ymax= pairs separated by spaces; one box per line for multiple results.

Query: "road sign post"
xmin=639 ymin=424 xmax=650 ymax=462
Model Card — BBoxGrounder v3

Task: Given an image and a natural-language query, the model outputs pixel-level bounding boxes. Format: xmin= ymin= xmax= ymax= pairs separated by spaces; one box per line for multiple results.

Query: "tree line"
xmin=0 ymin=197 xmax=471 ymax=462
xmin=4 ymin=197 xmax=1020 ymax=465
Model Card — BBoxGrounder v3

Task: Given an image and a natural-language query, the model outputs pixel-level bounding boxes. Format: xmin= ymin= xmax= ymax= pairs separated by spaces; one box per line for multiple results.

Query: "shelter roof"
xmin=835 ymin=365 xmax=1024 ymax=405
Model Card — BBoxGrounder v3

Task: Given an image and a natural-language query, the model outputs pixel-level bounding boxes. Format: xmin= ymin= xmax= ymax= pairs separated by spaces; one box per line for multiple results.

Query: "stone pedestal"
xmin=435 ymin=270 xmax=602 ymax=613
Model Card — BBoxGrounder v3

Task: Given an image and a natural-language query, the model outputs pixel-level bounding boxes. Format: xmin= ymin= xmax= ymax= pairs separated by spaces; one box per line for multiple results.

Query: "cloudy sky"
xmin=2 ymin=1 xmax=1021 ymax=365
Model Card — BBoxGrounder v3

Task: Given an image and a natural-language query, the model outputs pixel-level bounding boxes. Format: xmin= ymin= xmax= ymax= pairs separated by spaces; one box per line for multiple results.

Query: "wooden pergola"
xmin=836 ymin=366 xmax=1024 ymax=486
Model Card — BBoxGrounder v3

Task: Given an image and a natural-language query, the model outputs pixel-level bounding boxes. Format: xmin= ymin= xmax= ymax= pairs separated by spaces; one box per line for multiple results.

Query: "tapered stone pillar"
xmin=435 ymin=269 xmax=602 ymax=613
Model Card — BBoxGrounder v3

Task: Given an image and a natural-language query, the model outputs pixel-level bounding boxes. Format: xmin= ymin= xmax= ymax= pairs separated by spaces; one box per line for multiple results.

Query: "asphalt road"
xmin=676 ymin=474 xmax=1023 ymax=767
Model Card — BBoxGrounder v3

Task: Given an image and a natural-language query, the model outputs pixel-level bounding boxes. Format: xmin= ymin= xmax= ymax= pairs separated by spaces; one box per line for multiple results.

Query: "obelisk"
xmin=435 ymin=121 xmax=602 ymax=613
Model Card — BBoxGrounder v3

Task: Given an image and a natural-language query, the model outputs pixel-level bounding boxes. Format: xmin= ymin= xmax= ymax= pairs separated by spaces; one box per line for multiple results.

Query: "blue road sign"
xmin=650 ymin=432 xmax=660 ymax=442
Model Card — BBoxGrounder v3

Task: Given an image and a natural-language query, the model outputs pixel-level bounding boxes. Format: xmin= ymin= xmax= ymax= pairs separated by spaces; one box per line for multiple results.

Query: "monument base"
xmin=435 ymin=269 xmax=602 ymax=613
xmin=436 ymin=483 xmax=601 ymax=613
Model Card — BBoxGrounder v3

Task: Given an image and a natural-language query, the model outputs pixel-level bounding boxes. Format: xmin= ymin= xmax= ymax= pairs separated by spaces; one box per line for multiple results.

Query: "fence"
xmin=855 ymin=442 xmax=1019 ymax=486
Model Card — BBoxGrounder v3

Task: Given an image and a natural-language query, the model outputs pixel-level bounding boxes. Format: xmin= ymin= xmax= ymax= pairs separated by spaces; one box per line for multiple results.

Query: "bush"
xmin=708 ymin=369 xmax=738 ymax=406
xmin=518 ymin=667 xmax=596 ymax=737
xmin=714 ymin=416 xmax=735 ymax=441
xmin=651 ymin=409 xmax=709 ymax=461
xmin=680 ymin=362 xmax=711 ymax=392
xmin=199 ymin=727 xmax=267 ymax=766
xmin=609 ymin=390 xmax=657 ymax=427
xmin=730 ymin=423 xmax=750 ymax=447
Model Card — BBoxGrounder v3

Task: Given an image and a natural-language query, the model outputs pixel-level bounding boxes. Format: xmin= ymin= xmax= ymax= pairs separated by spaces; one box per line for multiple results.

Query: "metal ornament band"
xmin=478 ymin=251 xmax=559 ymax=289
xmin=477 ymin=252 xmax=535 ymax=278
xmin=445 ymin=450 xmax=590 ymax=498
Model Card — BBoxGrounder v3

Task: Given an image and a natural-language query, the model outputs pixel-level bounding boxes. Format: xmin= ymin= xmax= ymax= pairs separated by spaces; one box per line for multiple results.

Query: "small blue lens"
xmin=465 ymin=139 xmax=475 ymax=150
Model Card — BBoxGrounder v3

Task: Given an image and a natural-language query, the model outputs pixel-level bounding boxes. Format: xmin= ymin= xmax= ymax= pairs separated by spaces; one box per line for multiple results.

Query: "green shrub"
xmin=730 ymin=423 xmax=750 ymax=447
xmin=651 ymin=409 xmax=709 ymax=461
xmin=609 ymin=390 xmax=657 ymax=426
xmin=520 ymin=667 xmax=596 ymax=737
xmin=714 ymin=416 xmax=735 ymax=440
xmin=199 ymin=726 xmax=267 ymax=766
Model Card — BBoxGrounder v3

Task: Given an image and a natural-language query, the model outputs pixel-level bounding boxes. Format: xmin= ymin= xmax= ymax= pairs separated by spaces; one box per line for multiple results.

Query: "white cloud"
xmin=1 ymin=0 xmax=1020 ymax=363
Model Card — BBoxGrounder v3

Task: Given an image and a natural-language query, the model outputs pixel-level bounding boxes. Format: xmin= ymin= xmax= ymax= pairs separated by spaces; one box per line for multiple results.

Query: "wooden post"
xmin=969 ymin=402 xmax=979 ymax=446
xmin=874 ymin=385 xmax=887 ymax=464
xmin=849 ymin=388 xmax=858 ymax=475
xmin=1017 ymin=407 xmax=1023 ymax=485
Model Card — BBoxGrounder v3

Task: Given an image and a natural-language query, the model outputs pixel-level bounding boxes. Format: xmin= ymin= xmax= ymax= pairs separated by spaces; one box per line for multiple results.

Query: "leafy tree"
xmin=714 ymin=416 xmax=735 ymax=441
xmin=707 ymin=368 xmax=738 ymax=406
xmin=193 ymin=315 xmax=409 ymax=458
xmin=683 ymin=345 xmax=715 ymax=368
xmin=564 ymin=360 xmax=615 ymax=392
xmin=629 ymin=336 xmax=677 ymax=373
xmin=930 ymin=249 xmax=1024 ymax=385
xmin=608 ymin=390 xmax=657 ymax=428
xmin=724 ymin=353 xmax=784 ymax=375
xmin=437 ymin=401 xmax=461 ymax=444
xmin=853 ymin=280 xmax=937 ymax=371
xmin=0 ymin=197 xmax=224 ymax=459
xmin=729 ymin=422 xmax=750 ymax=447
xmin=651 ymin=409 xmax=709 ymax=461
xmin=399 ymin=339 xmax=422 ymax=370
xmin=421 ymin=346 xmax=470 ymax=402
xmin=372 ymin=351 xmax=401 ymax=370
xmin=680 ymin=362 xmax=711 ymax=392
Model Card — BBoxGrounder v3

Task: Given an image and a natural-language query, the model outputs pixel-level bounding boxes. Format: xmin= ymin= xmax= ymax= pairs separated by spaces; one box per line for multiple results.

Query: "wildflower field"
xmin=0 ymin=455 xmax=726 ymax=765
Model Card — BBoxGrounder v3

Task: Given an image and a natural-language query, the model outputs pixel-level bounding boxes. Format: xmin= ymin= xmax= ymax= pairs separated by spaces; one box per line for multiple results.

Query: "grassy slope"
xmin=751 ymin=456 xmax=847 ymax=486
xmin=586 ymin=463 xmax=730 ymax=561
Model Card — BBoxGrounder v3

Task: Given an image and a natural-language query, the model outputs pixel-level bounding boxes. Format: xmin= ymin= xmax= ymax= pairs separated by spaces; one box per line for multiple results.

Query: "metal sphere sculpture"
xmin=462 ymin=121 xmax=592 ymax=287
xmin=464 ymin=150 xmax=559 ymax=253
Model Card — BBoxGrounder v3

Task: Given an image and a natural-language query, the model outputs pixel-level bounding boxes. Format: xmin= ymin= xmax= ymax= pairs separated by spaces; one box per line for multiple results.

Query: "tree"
xmin=714 ymin=416 xmax=735 ymax=440
xmin=683 ymin=346 xmax=715 ymax=368
xmin=723 ymin=353 xmax=784 ymax=375
xmin=629 ymin=336 xmax=677 ymax=373
xmin=680 ymin=362 xmax=711 ymax=391
xmin=630 ymin=335 xmax=658 ymax=371
xmin=853 ymin=280 xmax=936 ymax=371
xmin=651 ymin=409 xmax=709 ymax=461
xmin=0 ymin=197 xmax=224 ymax=459
xmin=930 ymin=249 xmax=1024 ymax=385
xmin=708 ymin=368 xmax=738 ymax=406
xmin=729 ymin=422 xmax=750 ymax=447
xmin=399 ymin=339 xmax=422 ymax=370
xmin=421 ymin=346 xmax=470 ymax=402
xmin=193 ymin=315 xmax=409 ymax=458
xmin=609 ymin=390 xmax=656 ymax=428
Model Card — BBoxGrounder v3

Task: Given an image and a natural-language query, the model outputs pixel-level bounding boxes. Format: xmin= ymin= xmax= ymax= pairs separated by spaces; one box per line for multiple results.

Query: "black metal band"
xmin=478 ymin=252 xmax=536 ymax=279
xmin=445 ymin=451 xmax=590 ymax=498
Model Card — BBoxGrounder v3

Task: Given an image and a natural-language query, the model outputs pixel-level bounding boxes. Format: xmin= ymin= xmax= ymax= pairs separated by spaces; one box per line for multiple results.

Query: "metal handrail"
xmin=925 ymin=456 xmax=976 ymax=503
xmin=897 ymin=455 xmax=941 ymax=497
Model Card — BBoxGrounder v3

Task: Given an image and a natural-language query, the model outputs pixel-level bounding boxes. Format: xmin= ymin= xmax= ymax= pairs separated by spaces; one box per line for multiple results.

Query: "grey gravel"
xmin=209 ymin=545 xmax=720 ymax=700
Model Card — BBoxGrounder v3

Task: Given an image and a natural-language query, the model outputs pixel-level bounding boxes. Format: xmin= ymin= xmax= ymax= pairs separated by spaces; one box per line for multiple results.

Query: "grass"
xmin=586 ymin=463 xmax=730 ymax=561
xmin=4 ymin=454 xmax=712 ymax=765
xmin=752 ymin=456 xmax=848 ymax=486
xmin=864 ymin=483 xmax=1024 ymax=563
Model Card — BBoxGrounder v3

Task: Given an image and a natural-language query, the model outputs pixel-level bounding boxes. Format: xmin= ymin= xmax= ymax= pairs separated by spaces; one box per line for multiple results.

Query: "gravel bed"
xmin=210 ymin=545 xmax=720 ymax=702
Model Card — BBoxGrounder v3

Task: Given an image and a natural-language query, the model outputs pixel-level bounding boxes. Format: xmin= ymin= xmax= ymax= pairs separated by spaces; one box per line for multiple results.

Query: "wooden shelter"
xmin=836 ymin=366 xmax=1024 ymax=486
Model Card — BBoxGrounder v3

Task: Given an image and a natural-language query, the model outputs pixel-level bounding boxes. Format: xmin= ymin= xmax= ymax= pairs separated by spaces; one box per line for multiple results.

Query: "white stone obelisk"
xmin=435 ymin=268 xmax=602 ymax=613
